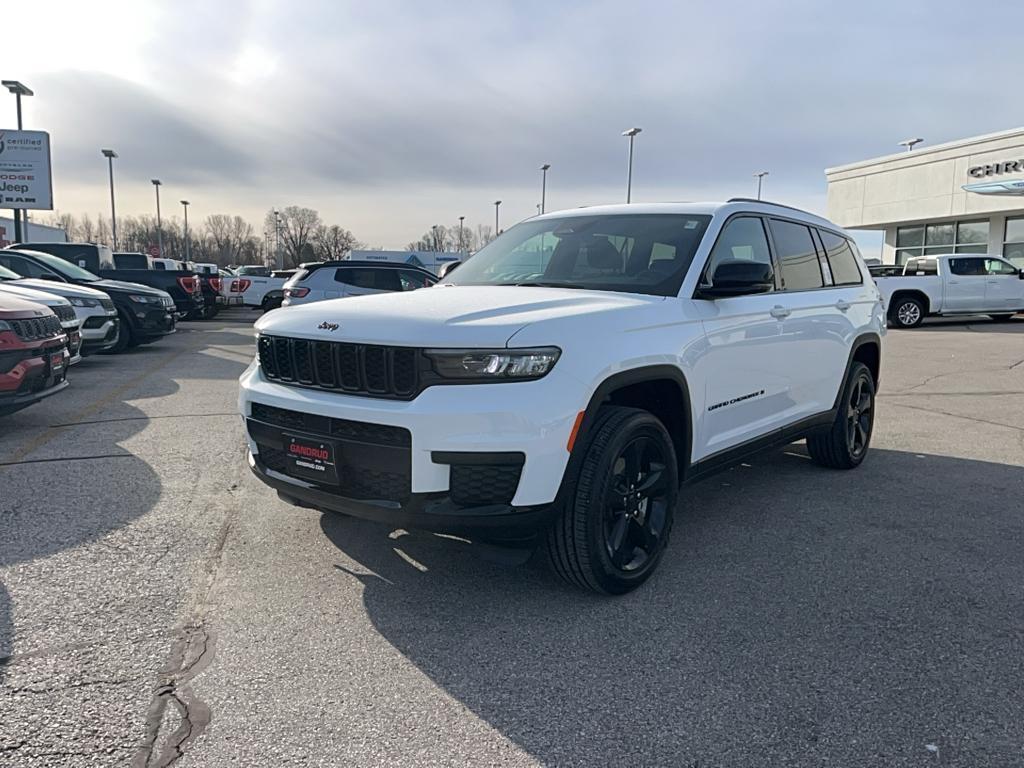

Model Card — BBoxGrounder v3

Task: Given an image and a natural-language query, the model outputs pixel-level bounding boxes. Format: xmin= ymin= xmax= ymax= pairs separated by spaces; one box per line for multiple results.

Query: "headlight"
xmin=425 ymin=347 xmax=560 ymax=380
xmin=69 ymin=297 xmax=101 ymax=307
xmin=129 ymin=294 xmax=163 ymax=304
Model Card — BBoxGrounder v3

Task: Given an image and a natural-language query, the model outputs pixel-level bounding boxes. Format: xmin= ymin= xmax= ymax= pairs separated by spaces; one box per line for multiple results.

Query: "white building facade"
xmin=826 ymin=127 xmax=1024 ymax=268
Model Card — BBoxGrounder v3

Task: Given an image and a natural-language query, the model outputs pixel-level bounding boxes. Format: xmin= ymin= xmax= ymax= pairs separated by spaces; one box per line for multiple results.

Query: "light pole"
xmin=180 ymin=200 xmax=190 ymax=261
xmin=898 ymin=137 xmax=923 ymax=152
xmin=540 ymin=163 xmax=550 ymax=213
xmin=622 ymin=127 xmax=642 ymax=203
xmin=101 ymin=149 xmax=119 ymax=249
xmin=3 ymin=81 xmax=33 ymax=242
xmin=754 ymin=171 xmax=769 ymax=200
xmin=494 ymin=200 xmax=501 ymax=236
xmin=274 ymin=209 xmax=282 ymax=268
xmin=151 ymin=179 xmax=163 ymax=256
xmin=458 ymin=215 xmax=465 ymax=252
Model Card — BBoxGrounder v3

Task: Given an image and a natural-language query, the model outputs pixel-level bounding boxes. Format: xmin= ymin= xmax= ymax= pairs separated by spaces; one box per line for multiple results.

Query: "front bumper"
xmin=134 ymin=307 xmax=177 ymax=338
xmin=239 ymin=361 xmax=583 ymax=510
xmin=0 ymin=348 xmax=70 ymax=413
xmin=248 ymin=450 xmax=556 ymax=541
xmin=81 ymin=316 xmax=120 ymax=353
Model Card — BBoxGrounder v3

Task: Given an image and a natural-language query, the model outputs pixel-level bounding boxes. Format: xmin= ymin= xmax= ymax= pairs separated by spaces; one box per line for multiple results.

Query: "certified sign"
xmin=0 ymin=129 xmax=53 ymax=210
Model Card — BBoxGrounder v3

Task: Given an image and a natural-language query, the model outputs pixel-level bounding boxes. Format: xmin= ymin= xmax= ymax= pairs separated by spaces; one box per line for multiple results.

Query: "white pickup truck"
xmin=874 ymin=254 xmax=1024 ymax=328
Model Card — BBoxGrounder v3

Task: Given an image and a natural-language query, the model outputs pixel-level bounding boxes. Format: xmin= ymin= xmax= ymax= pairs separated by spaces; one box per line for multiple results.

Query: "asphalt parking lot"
xmin=1 ymin=310 xmax=1022 ymax=767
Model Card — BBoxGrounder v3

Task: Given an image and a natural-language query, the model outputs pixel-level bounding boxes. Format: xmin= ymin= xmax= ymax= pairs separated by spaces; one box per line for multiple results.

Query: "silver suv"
xmin=281 ymin=261 xmax=436 ymax=307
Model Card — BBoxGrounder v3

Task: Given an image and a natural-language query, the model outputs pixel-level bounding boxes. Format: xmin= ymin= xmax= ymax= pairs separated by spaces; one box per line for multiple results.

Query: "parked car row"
xmin=0 ymin=241 xmax=243 ymax=417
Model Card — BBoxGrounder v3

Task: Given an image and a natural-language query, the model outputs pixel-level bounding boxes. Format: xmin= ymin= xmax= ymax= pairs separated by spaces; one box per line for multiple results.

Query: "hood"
xmin=7 ymin=278 xmax=110 ymax=300
xmin=255 ymin=285 xmax=662 ymax=347
xmin=87 ymin=278 xmax=168 ymax=296
xmin=0 ymin=283 xmax=72 ymax=308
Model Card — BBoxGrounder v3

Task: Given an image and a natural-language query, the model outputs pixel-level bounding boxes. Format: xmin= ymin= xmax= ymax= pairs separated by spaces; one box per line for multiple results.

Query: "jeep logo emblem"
xmin=317 ymin=321 xmax=339 ymax=331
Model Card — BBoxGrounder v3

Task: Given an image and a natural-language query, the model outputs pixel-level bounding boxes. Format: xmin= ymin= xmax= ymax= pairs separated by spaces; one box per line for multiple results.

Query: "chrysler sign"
xmin=0 ymin=129 xmax=53 ymax=210
xmin=968 ymin=159 xmax=1024 ymax=178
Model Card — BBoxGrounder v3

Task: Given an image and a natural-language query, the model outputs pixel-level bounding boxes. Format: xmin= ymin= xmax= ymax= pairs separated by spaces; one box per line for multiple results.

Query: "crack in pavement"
xmin=131 ymin=493 xmax=241 ymax=768
xmin=0 ymin=453 xmax=132 ymax=468
xmin=887 ymin=401 xmax=1024 ymax=433
xmin=46 ymin=412 xmax=239 ymax=429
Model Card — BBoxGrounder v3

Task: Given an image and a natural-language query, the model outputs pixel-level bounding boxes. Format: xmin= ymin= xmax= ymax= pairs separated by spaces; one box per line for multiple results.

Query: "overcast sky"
xmin=6 ymin=0 xmax=1024 ymax=251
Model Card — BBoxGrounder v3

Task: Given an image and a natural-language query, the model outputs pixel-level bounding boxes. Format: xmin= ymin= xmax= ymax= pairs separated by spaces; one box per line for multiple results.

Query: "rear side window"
xmin=703 ymin=216 xmax=773 ymax=286
xmin=398 ymin=270 xmax=433 ymax=290
xmin=769 ymin=219 xmax=824 ymax=291
xmin=819 ymin=230 xmax=863 ymax=285
xmin=948 ymin=257 xmax=986 ymax=276
xmin=335 ymin=268 xmax=402 ymax=291
xmin=904 ymin=258 xmax=937 ymax=276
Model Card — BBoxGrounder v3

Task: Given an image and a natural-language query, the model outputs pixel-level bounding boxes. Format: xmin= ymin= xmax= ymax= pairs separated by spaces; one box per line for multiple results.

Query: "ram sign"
xmin=0 ymin=130 xmax=53 ymax=210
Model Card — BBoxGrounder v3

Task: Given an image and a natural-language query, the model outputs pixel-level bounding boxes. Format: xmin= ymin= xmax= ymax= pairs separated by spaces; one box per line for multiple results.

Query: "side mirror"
xmin=697 ymin=260 xmax=775 ymax=298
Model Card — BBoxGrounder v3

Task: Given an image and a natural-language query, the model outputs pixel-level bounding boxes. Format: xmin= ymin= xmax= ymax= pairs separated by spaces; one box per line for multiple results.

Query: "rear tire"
xmin=807 ymin=362 xmax=875 ymax=470
xmin=545 ymin=406 xmax=678 ymax=595
xmin=889 ymin=297 xmax=924 ymax=328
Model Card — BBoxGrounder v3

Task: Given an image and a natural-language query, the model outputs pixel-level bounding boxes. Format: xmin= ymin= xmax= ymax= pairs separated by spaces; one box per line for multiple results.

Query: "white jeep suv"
xmin=282 ymin=261 xmax=437 ymax=307
xmin=239 ymin=201 xmax=885 ymax=594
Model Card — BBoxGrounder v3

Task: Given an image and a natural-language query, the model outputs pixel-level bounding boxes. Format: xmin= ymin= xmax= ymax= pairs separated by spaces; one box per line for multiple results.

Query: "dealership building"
xmin=826 ymin=127 xmax=1024 ymax=268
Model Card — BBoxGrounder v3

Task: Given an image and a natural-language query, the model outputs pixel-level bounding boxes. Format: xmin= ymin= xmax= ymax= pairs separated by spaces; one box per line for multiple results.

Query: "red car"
xmin=0 ymin=295 xmax=70 ymax=417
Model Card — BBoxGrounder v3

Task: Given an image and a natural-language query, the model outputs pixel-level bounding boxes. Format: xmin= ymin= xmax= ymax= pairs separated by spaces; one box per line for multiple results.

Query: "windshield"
xmin=446 ymin=213 xmax=712 ymax=296
xmin=25 ymin=251 xmax=102 ymax=282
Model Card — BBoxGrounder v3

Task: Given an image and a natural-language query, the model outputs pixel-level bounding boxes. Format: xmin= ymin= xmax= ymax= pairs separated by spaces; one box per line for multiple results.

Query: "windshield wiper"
xmin=513 ymin=281 xmax=586 ymax=289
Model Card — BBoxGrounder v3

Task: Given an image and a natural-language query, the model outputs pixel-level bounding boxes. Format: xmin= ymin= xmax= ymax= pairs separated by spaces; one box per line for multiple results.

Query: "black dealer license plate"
xmin=284 ymin=433 xmax=339 ymax=485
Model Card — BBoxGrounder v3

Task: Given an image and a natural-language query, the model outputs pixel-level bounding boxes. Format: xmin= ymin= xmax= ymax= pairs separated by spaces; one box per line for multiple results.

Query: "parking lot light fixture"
xmin=899 ymin=138 xmax=924 ymax=152
xmin=4 ymin=81 xmax=34 ymax=242
xmin=622 ymin=128 xmax=642 ymax=203
xmin=151 ymin=179 xmax=163 ymax=257
xmin=181 ymin=200 xmax=190 ymax=261
xmin=754 ymin=171 xmax=769 ymax=200
xmin=494 ymin=200 xmax=502 ymax=236
xmin=458 ymin=216 xmax=465 ymax=252
xmin=540 ymin=164 xmax=550 ymax=213
xmin=101 ymin=149 xmax=119 ymax=250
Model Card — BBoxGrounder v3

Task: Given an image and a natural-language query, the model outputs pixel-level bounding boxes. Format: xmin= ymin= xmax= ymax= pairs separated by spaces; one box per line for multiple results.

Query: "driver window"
xmin=985 ymin=259 xmax=1018 ymax=275
xmin=703 ymin=217 xmax=772 ymax=285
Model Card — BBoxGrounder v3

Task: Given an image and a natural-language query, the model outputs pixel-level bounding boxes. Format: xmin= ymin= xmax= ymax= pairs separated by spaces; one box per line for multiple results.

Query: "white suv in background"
xmin=240 ymin=200 xmax=885 ymax=594
xmin=281 ymin=261 xmax=437 ymax=307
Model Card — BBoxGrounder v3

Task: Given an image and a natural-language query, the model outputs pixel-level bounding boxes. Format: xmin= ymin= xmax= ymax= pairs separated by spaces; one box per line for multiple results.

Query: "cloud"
xmin=13 ymin=0 xmax=1024 ymax=246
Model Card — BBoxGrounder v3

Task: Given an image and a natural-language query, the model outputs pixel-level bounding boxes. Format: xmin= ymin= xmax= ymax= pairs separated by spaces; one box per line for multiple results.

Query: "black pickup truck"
xmin=14 ymin=242 xmax=205 ymax=319
xmin=0 ymin=247 xmax=176 ymax=353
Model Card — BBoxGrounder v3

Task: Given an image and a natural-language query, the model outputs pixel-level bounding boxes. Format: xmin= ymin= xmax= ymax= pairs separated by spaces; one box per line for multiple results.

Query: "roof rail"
xmin=726 ymin=197 xmax=814 ymax=216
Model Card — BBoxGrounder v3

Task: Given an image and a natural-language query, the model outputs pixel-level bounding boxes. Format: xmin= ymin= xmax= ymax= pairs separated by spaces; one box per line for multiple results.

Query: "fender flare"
xmin=833 ymin=332 xmax=883 ymax=408
xmin=573 ymin=364 xmax=694 ymax=478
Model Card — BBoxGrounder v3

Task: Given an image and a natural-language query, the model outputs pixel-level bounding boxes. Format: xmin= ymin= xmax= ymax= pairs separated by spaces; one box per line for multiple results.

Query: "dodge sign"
xmin=0 ymin=129 xmax=53 ymax=210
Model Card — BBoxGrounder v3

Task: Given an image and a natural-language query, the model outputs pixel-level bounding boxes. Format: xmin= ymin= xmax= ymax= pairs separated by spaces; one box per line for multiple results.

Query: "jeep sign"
xmin=0 ymin=129 xmax=53 ymax=210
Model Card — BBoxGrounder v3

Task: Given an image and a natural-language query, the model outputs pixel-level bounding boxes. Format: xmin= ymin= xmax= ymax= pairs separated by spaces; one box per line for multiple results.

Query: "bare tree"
xmin=205 ymin=214 xmax=255 ymax=265
xmin=264 ymin=206 xmax=321 ymax=268
xmin=313 ymin=224 xmax=360 ymax=261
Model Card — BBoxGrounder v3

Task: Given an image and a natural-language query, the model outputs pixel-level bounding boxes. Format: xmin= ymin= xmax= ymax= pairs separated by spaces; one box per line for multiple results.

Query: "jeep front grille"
xmin=258 ymin=335 xmax=422 ymax=400
xmin=7 ymin=315 xmax=63 ymax=341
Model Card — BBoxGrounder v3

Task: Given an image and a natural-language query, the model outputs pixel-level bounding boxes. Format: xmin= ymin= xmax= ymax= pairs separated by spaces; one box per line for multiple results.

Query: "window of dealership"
xmin=825 ymin=127 xmax=1024 ymax=268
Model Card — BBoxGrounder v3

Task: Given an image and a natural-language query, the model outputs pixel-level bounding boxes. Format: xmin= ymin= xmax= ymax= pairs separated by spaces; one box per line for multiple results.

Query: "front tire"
xmin=101 ymin=314 xmax=134 ymax=354
xmin=546 ymin=406 xmax=678 ymax=595
xmin=807 ymin=362 xmax=875 ymax=470
xmin=889 ymin=297 xmax=924 ymax=328
xmin=989 ymin=314 xmax=1016 ymax=322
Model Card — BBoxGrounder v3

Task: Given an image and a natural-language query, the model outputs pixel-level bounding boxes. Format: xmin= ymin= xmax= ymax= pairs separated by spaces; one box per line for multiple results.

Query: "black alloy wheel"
xmin=603 ymin=436 xmax=672 ymax=572
xmin=845 ymin=372 xmax=874 ymax=461
xmin=547 ymin=405 xmax=678 ymax=594
xmin=807 ymin=361 xmax=875 ymax=470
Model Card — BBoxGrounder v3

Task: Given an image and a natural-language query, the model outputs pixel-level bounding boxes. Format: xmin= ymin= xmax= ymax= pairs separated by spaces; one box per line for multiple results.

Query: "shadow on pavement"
xmin=0 ymin=323 xmax=252 ymax=686
xmin=320 ymin=447 xmax=1024 ymax=766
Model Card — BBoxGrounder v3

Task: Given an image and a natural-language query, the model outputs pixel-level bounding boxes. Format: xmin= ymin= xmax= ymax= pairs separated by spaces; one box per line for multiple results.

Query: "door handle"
xmin=836 ymin=299 xmax=851 ymax=312
xmin=769 ymin=305 xmax=791 ymax=319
